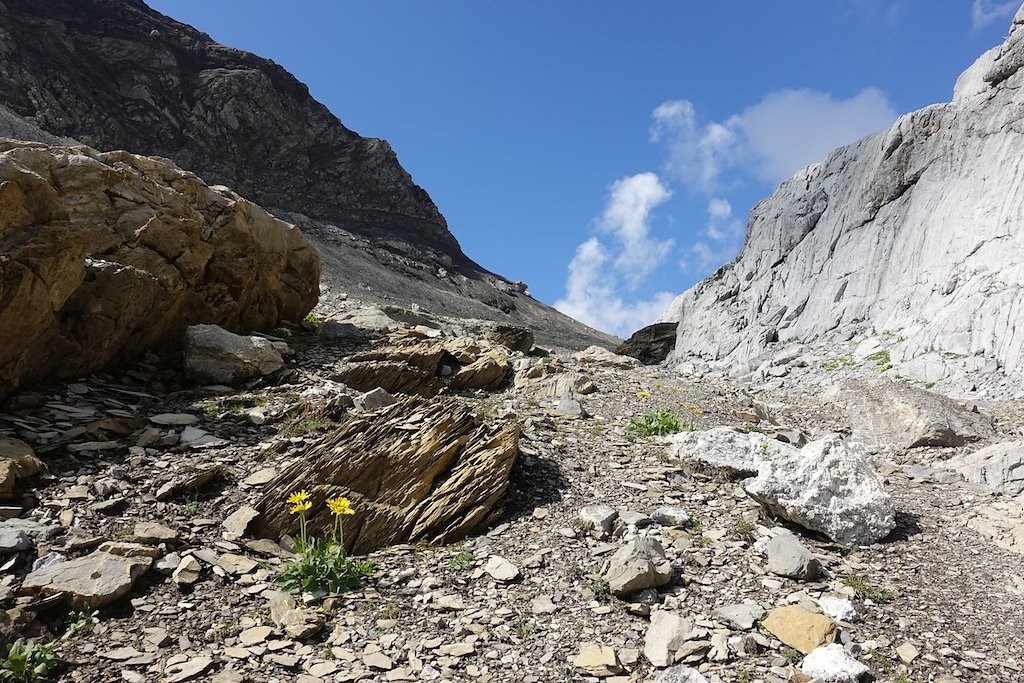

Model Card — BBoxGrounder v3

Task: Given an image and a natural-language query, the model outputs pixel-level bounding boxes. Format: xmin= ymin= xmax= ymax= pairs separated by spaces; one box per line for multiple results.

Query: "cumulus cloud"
xmin=596 ymin=172 xmax=675 ymax=287
xmin=971 ymin=0 xmax=1017 ymax=29
xmin=683 ymin=198 xmax=746 ymax=274
xmin=652 ymin=88 xmax=898 ymax=189
xmin=554 ymin=173 xmax=676 ymax=336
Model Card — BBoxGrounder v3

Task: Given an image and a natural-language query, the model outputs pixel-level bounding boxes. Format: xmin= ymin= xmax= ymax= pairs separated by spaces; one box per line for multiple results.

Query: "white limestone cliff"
xmin=659 ymin=7 xmax=1024 ymax=380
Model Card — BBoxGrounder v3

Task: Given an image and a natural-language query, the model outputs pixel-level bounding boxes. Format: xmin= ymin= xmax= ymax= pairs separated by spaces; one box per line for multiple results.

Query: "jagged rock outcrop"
xmin=615 ymin=322 xmax=678 ymax=365
xmin=660 ymin=9 xmax=1024 ymax=379
xmin=0 ymin=140 xmax=319 ymax=397
xmin=0 ymin=0 xmax=618 ymax=351
xmin=258 ymin=396 xmax=519 ymax=554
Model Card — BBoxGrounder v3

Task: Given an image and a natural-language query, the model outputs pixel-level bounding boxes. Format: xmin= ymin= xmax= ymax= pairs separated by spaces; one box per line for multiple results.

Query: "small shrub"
xmin=0 ymin=640 xmax=63 ymax=682
xmin=448 ymin=551 xmax=473 ymax=571
xmin=731 ymin=517 xmax=756 ymax=540
xmin=842 ymin=573 xmax=896 ymax=604
xmin=277 ymin=491 xmax=373 ymax=595
xmin=782 ymin=647 xmax=802 ymax=664
xmin=63 ymin=604 xmax=99 ymax=639
xmin=627 ymin=409 xmax=694 ymax=437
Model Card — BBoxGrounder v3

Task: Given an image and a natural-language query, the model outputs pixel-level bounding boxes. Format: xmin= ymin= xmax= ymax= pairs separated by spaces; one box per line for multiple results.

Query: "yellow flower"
xmin=289 ymin=500 xmax=312 ymax=515
xmin=328 ymin=497 xmax=355 ymax=516
xmin=287 ymin=490 xmax=310 ymax=506
xmin=654 ymin=383 xmax=662 ymax=389
xmin=635 ymin=391 xmax=651 ymax=398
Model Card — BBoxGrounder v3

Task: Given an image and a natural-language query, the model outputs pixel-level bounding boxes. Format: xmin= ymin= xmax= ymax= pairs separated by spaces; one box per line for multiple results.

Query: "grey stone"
xmin=554 ymin=396 xmax=586 ymax=418
xmin=713 ymin=602 xmax=765 ymax=630
xmin=0 ymin=525 xmax=31 ymax=553
xmin=644 ymin=611 xmax=698 ymax=668
xmin=184 ymin=324 xmax=284 ymax=386
xmin=944 ymin=441 xmax=1024 ymax=495
xmin=579 ymin=504 xmax=618 ymax=538
xmin=222 ymin=506 xmax=260 ymax=540
xmin=651 ymin=506 xmax=691 ymax=527
xmin=353 ymin=387 xmax=397 ymax=412
xmin=21 ymin=550 xmax=151 ymax=607
xmin=766 ymin=532 xmax=822 ymax=580
xmin=604 ymin=537 xmax=673 ymax=596
xmin=484 ymin=555 xmax=521 ymax=583
xmin=655 ymin=667 xmax=709 ymax=683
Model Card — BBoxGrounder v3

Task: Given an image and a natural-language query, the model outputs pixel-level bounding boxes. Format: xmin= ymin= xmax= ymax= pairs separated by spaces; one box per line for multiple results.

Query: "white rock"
xmin=572 ymin=345 xmax=641 ymax=369
xmin=644 ymin=611 xmax=697 ymax=668
xmin=817 ymin=595 xmax=858 ymax=622
xmin=658 ymin=17 xmax=1024 ymax=383
xmin=664 ymin=427 xmax=785 ymax=476
xmin=944 ymin=441 xmax=1024 ymax=495
xmin=744 ymin=435 xmax=895 ymax=546
xmin=800 ymin=643 xmax=869 ymax=682
xmin=353 ymin=387 xmax=397 ymax=412
xmin=654 ymin=665 xmax=710 ymax=683
xmin=484 ymin=555 xmax=521 ymax=583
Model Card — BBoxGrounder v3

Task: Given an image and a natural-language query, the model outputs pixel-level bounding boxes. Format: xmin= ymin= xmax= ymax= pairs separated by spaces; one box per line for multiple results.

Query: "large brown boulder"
xmin=258 ymin=396 xmax=519 ymax=554
xmin=0 ymin=140 xmax=320 ymax=397
xmin=615 ymin=322 xmax=678 ymax=365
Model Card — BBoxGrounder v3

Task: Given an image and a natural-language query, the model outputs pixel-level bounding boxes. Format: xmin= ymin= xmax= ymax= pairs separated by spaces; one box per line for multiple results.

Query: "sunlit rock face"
xmin=660 ymin=7 xmax=1024 ymax=379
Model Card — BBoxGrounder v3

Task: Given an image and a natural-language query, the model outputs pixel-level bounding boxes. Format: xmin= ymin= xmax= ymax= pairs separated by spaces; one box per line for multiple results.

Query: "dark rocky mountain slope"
xmin=0 ymin=0 xmax=615 ymax=349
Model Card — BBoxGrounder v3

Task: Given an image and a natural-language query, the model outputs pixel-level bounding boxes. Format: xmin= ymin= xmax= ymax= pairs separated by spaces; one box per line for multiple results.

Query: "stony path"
xmin=1 ymin=314 xmax=1023 ymax=683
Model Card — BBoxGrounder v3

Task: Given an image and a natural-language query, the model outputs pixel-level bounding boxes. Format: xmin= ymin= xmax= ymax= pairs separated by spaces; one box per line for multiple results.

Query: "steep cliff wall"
xmin=660 ymin=8 xmax=1024 ymax=379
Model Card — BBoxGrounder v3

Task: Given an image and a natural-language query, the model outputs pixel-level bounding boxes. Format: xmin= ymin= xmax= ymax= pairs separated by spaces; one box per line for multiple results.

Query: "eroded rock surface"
xmin=660 ymin=9 xmax=1024 ymax=383
xmin=258 ymin=396 xmax=519 ymax=554
xmin=0 ymin=140 xmax=319 ymax=397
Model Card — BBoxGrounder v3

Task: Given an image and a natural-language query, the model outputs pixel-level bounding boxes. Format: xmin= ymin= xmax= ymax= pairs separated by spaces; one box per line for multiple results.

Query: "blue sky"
xmin=149 ymin=0 xmax=1019 ymax=336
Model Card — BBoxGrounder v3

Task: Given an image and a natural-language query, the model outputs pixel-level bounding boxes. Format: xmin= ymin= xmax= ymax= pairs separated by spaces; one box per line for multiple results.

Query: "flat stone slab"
xmin=21 ymin=550 xmax=151 ymax=608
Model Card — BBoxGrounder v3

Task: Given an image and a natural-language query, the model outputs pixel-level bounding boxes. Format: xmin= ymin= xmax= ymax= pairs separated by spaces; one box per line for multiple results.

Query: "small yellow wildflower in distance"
xmin=635 ymin=391 xmax=651 ymax=398
xmin=328 ymin=497 xmax=355 ymax=516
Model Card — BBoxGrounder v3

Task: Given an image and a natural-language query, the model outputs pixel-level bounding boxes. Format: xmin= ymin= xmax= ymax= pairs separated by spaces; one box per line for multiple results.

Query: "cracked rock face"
xmin=660 ymin=9 xmax=1024 ymax=380
xmin=0 ymin=140 xmax=320 ymax=397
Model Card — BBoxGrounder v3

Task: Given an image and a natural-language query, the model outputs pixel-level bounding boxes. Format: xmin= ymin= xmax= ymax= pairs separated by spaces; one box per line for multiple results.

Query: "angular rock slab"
xmin=258 ymin=395 xmax=519 ymax=554
xmin=664 ymin=427 xmax=787 ymax=477
xmin=766 ymin=532 xmax=822 ymax=580
xmin=20 ymin=550 xmax=151 ymax=608
xmin=185 ymin=324 xmax=284 ymax=386
xmin=745 ymin=435 xmax=895 ymax=546
xmin=0 ymin=141 xmax=319 ymax=398
xmin=644 ymin=611 xmax=698 ymax=667
xmin=761 ymin=605 xmax=837 ymax=654
xmin=614 ymin=322 xmax=678 ymax=365
xmin=841 ymin=379 xmax=994 ymax=451
xmin=604 ymin=537 xmax=674 ymax=596
xmin=655 ymin=666 xmax=710 ymax=683
xmin=944 ymin=441 xmax=1024 ymax=495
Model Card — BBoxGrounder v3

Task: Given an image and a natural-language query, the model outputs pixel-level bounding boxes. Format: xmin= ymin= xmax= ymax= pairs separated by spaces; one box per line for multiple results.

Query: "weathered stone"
xmin=217 ymin=552 xmax=258 ymax=575
xmin=258 ymin=395 xmax=519 ymax=554
xmin=0 ymin=142 xmax=318 ymax=398
xmin=651 ymin=506 xmax=691 ymax=527
xmin=714 ymin=602 xmax=765 ymax=631
xmin=744 ymin=435 xmax=896 ymax=546
xmin=487 ymin=324 xmax=534 ymax=353
xmin=644 ymin=611 xmax=698 ymax=668
xmin=664 ymin=427 xmax=785 ymax=477
xmin=483 ymin=555 xmax=520 ymax=583
xmin=761 ymin=605 xmax=837 ymax=654
xmin=579 ymin=505 xmax=619 ymax=538
xmin=0 ymin=524 xmax=31 ymax=553
xmin=615 ymin=322 xmax=678 ymax=365
xmin=841 ymin=379 xmax=994 ymax=451
xmin=129 ymin=522 xmax=178 ymax=545
xmin=171 ymin=555 xmax=202 ymax=585
xmin=267 ymin=590 xmax=325 ymax=639
xmin=0 ymin=437 xmax=42 ymax=479
xmin=148 ymin=413 xmax=199 ymax=426
xmin=20 ymin=550 xmax=151 ymax=608
xmin=353 ymin=387 xmax=397 ymax=413
xmin=572 ymin=345 xmax=641 ymax=369
xmin=655 ymin=666 xmax=710 ymax=683
xmin=184 ymin=324 xmax=284 ymax=386
xmin=604 ymin=537 xmax=674 ymax=596
xmin=766 ymin=532 xmax=822 ymax=580
xmin=817 ymin=596 xmax=858 ymax=623
xmin=800 ymin=643 xmax=869 ymax=683
xmin=945 ymin=441 xmax=1024 ymax=495
xmin=573 ymin=643 xmax=622 ymax=678
xmin=222 ymin=506 xmax=261 ymax=541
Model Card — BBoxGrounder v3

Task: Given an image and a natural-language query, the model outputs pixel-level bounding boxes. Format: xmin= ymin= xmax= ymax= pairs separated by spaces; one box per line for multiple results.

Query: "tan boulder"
xmin=258 ymin=395 xmax=519 ymax=554
xmin=0 ymin=140 xmax=319 ymax=397
xmin=761 ymin=605 xmax=837 ymax=654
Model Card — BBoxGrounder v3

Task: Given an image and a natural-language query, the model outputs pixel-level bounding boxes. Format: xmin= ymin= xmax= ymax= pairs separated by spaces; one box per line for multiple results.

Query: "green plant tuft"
xmin=0 ymin=640 xmax=63 ymax=682
xmin=627 ymin=409 xmax=694 ymax=437
xmin=448 ymin=551 xmax=474 ymax=571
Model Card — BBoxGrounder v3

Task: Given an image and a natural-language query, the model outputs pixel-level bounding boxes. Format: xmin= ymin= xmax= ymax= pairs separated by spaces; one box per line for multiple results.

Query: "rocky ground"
xmin=1 ymin=299 xmax=1023 ymax=683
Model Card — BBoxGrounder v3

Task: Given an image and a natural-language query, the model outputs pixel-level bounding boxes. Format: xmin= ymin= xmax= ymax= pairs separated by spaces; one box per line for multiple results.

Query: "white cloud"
xmin=971 ymin=0 xmax=1017 ymax=29
xmin=554 ymin=236 xmax=675 ymax=337
xmin=683 ymin=199 xmax=745 ymax=274
xmin=652 ymin=88 xmax=897 ymax=190
xmin=596 ymin=172 xmax=674 ymax=287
